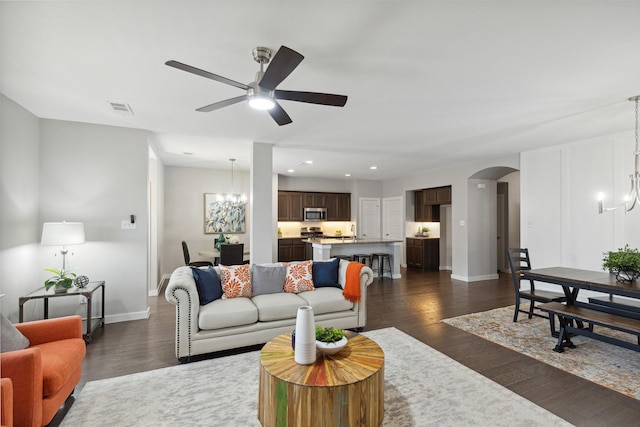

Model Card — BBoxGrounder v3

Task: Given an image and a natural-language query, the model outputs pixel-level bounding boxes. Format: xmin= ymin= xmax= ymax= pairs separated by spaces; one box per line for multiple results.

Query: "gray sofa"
xmin=165 ymin=260 xmax=374 ymax=362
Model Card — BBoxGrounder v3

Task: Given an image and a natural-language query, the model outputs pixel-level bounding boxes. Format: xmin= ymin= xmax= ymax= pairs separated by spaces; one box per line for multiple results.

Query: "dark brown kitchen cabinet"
xmin=278 ymin=238 xmax=308 ymax=262
xmin=414 ymin=191 xmax=440 ymax=222
xmin=303 ymin=193 xmax=325 ymax=208
xmin=326 ymin=193 xmax=351 ymax=221
xmin=406 ymin=238 xmax=439 ymax=271
xmin=278 ymin=192 xmax=303 ymax=221
xmin=422 ymin=189 xmax=437 ymax=205
xmin=278 ymin=191 xmax=350 ymax=221
xmin=436 ymin=186 xmax=451 ymax=204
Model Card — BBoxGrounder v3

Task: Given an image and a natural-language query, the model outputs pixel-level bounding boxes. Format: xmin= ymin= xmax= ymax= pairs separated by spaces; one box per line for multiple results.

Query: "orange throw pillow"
xmin=284 ymin=261 xmax=315 ymax=293
xmin=219 ymin=264 xmax=252 ymax=298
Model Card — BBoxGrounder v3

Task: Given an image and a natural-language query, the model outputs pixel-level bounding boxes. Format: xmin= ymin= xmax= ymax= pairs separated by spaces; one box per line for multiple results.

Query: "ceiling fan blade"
xmin=165 ymin=60 xmax=250 ymax=90
xmin=196 ymin=95 xmax=247 ymax=112
xmin=275 ymin=90 xmax=348 ymax=107
xmin=258 ymin=46 xmax=304 ymax=91
xmin=268 ymin=102 xmax=293 ymax=126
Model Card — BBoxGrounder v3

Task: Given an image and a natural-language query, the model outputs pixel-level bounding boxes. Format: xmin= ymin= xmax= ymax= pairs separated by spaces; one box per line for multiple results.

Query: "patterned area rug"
xmin=442 ymin=306 xmax=640 ymax=400
xmin=61 ymin=327 xmax=571 ymax=426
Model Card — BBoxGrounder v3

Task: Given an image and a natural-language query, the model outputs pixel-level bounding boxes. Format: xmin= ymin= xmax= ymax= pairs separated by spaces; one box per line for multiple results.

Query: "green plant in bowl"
xmin=315 ymin=326 xmax=345 ymax=343
xmin=602 ymin=244 xmax=640 ymax=283
xmin=44 ymin=268 xmax=77 ymax=292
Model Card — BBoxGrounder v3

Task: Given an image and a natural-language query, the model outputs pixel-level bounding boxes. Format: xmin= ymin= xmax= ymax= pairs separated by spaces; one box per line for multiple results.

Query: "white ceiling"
xmin=2 ymin=1 xmax=639 ymax=180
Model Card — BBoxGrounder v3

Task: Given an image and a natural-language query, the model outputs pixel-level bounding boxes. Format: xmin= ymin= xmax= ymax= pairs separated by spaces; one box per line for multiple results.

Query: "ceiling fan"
xmin=165 ymin=46 xmax=348 ymax=126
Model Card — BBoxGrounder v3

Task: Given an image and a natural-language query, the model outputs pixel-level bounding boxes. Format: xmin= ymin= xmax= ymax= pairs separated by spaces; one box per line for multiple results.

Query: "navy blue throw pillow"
xmin=191 ymin=267 xmax=223 ymax=305
xmin=312 ymin=258 xmax=341 ymax=288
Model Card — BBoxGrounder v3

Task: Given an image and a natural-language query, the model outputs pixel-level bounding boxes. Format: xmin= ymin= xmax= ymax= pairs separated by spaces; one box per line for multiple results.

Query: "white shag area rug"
xmin=62 ymin=327 xmax=572 ymax=426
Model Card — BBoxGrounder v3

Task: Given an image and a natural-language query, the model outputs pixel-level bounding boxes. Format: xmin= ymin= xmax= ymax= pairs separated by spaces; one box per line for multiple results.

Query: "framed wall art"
xmin=204 ymin=193 xmax=246 ymax=234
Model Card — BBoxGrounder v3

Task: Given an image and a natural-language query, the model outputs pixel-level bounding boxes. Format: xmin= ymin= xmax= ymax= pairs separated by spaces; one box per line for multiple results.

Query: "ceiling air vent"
xmin=108 ymin=102 xmax=134 ymax=116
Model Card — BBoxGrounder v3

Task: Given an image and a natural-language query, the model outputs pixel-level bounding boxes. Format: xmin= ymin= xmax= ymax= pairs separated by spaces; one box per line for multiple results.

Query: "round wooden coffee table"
xmin=258 ymin=332 xmax=384 ymax=427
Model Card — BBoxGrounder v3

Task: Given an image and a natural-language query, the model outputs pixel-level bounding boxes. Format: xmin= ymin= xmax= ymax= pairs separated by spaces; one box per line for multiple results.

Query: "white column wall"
xmin=251 ymin=142 xmax=275 ymax=264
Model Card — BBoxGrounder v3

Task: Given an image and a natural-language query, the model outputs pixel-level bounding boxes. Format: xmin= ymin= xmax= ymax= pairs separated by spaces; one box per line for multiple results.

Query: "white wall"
xmin=38 ymin=119 xmax=150 ymax=323
xmin=0 ymin=95 xmax=41 ymax=321
xmin=383 ymin=155 xmax=520 ymax=281
xmin=163 ymin=165 xmax=250 ymax=275
xmin=522 ymin=132 xmax=640 ymax=271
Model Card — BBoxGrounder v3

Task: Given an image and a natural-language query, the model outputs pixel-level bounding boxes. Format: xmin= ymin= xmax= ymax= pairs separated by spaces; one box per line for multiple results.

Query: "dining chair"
xmin=219 ymin=243 xmax=245 ymax=266
xmin=182 ymin=241 xmax=213 ymax=267
xmin=507 ymin=247 xmax=566 ymax=335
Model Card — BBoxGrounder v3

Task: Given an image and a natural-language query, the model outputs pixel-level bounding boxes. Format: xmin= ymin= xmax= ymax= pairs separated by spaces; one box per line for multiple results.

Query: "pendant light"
xmin=598 ymin=95 xmax=640 ymax=214
xmin=225 ymin=158 xmax=247 ymax=205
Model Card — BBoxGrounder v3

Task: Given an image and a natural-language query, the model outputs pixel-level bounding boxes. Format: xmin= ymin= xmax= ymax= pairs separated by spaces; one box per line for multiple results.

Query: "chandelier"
xmin=598 ymin=95 xmax=640 ymax=214
xmin=217 ymin=158 xmax=247 ymax=205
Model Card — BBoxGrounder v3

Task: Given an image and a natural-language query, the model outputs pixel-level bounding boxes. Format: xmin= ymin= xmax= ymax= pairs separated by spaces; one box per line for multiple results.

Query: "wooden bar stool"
xmin=353 ymin=254 xmax=372 ymax=266
xmin=371 ymin=253 xmax=392 ymax=279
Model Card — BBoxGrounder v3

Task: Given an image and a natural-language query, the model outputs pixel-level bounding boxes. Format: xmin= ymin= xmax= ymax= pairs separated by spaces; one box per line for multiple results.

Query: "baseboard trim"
xmin=149 ymin=274 xmax=171 ymax=296
xmin=452 ymin=273 xmax=500 ymax=282
xmin=105 ymin=307 xmax=151 ymax=324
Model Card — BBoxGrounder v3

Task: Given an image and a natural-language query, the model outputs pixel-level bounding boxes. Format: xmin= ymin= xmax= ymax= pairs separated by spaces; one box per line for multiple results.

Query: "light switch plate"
xmin=121 ymin=220 xmax=136 ymax=230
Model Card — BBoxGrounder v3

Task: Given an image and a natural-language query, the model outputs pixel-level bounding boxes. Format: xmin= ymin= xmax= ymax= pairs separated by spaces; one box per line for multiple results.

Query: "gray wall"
xmin=1 ymin=94 xmax=150 ymax=323
xmin=1 ymin=95 xmax=41 ymax=321
xmin=163 ymin=165 xmax=250 ymax=276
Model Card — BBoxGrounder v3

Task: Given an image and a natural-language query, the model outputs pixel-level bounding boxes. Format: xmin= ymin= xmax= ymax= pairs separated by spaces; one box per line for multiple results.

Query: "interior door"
xmin=382 ymin=196 xmax=403 ymax=240
xmin=359 ymin=198 xmax=380 ymax=239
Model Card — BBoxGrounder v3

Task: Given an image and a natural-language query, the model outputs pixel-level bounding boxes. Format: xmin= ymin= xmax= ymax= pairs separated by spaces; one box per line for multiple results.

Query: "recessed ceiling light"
xmin=345 ymin=173 xmax=351 ymax=177
xmin=370 ymin=166 xmax=377 ymax=170
xmin=288 ymin=169 xmax=295 ymax=173
xmin=304 ymin=160 xmax=313 ymax=164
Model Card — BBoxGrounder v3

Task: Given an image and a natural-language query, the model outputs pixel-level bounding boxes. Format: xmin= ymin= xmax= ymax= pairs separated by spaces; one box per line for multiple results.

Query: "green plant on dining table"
xmin=44 ymin=268 xmax=77 ymax=291
xmin=315 ymin=326 xmax=345 ymax=343
xmin=602 ymin=244 xmax=640 ymax=283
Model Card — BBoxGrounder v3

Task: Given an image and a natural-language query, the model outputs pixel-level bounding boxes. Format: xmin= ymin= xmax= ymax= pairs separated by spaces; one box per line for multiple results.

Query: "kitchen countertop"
xmin=303 ymin=238 xmax=403 ymax=245
xmin=407 ymin=236 xmax=440 ymax=239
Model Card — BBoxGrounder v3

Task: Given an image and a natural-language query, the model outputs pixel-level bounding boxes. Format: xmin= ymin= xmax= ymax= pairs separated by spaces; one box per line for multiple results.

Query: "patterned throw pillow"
xmin=219 ymin=264 xmax=252 ymax=299
xmin=284 ymin=261 xmax=315 ymax=293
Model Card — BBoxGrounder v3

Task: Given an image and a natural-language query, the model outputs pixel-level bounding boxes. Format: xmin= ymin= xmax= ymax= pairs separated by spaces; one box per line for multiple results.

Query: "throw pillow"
xmin=284 ymin=260 xmax=315 ymax=293
xmin=191 ymin=267 xmax=223 ymax=305
xmin=1 ymin=313 xmax=29 ymax=353
xmin=312 ymin=257 xmax=341 ymax=288
xmin=219 ymin=264 xmax=252 ymax=299
xmin=252 ymin=264 xmax=286 ymax=296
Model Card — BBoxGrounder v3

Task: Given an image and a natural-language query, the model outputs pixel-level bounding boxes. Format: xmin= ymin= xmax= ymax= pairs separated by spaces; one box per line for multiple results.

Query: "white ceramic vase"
xmin=294 ymin=306 xmax=316 ymax=364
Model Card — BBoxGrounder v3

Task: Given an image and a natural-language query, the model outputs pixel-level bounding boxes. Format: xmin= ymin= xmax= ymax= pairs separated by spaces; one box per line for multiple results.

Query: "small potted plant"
xmin=421 ymin=227 xmax=430 ymax=236
xmin=602 ymin=244 xmax=640 ymax=283
xmin=315 ymin=326 xmax=348 ymax=355
xmin=44 ymin=268 xmax=77 ymax=293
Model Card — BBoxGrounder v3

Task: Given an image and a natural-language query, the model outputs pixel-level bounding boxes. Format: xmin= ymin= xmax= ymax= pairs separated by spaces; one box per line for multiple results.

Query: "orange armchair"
xmin=1 ymin=316 xmax=86 ymax=427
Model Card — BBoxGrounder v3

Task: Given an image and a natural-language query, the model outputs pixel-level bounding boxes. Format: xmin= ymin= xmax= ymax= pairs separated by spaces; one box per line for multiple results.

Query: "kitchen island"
xmin=303 ymin=238 xmax=403 ymax=279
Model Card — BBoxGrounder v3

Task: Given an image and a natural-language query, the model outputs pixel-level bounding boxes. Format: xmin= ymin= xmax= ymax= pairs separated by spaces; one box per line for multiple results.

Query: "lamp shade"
xmin=41 ymin=222 xmax=85 ymax=246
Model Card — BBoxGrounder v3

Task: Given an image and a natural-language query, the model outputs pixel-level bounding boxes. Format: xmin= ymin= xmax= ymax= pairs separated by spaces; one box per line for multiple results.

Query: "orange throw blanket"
xmin=343 ymin=262 xmax=365 ymax=303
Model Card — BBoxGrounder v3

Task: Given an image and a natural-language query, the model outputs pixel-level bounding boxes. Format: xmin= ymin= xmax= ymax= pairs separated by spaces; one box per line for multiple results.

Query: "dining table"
xmin=522 ymin=267 xmax=640 ymax=303
xmin=198 ymin=248 xmax=250 ymax=265
xmin=523 ymin=267 xmax=640 ymax=352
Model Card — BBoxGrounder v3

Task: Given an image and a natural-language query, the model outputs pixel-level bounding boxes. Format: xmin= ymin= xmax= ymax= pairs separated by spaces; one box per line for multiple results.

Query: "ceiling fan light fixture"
xmin=248 ymin=91 xmax=275 ymax=110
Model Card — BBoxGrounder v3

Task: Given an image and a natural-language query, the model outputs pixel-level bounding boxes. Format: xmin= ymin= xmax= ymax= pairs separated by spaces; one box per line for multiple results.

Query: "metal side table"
xmin=19 ymin=281 xmax=105 ymax=343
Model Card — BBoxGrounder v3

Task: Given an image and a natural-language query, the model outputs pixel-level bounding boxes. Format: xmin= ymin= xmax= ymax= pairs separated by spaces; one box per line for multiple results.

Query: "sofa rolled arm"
xmin=16 ymin=315 xmax=82 ymax=346
xmin=1 ymin=347 xmax=43 ymax=427
xmin=164 ymin=266 xmax=201 ymax=359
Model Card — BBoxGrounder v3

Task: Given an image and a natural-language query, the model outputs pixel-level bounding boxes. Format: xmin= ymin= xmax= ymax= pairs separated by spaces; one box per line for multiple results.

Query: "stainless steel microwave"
xmin=303 ymin=207 xmax=327 ymax=222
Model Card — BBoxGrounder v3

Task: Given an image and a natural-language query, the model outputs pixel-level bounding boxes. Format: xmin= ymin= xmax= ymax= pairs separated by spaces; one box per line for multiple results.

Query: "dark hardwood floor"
xmin=73 ymin=268 xmax=640 ymax=426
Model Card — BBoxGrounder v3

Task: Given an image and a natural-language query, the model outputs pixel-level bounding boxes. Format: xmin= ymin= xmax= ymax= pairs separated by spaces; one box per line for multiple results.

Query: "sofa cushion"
xmin=191 ymin=267 xmax=223 ymax=305
xmin=35 ymin=338 xmax=86 ymax=397
xmin=220 ymin=264 xmax=252 ymax=299
xmin=252 ymin=264 xmax=286 ymax=296
xmin=0 ymin=314 xmax=29 ymax=352
xmin=284 ymin=261 xmax=315 ymax=293
xmin=312 ymin=258 xmax=340 ymax=288
xmin=298 ymin=287 xmax=354 ymax=315
xmin=199 ymin=297 xmax=258 ymax=329
xmin=251 ymin=293 xmax=308 ymax=322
